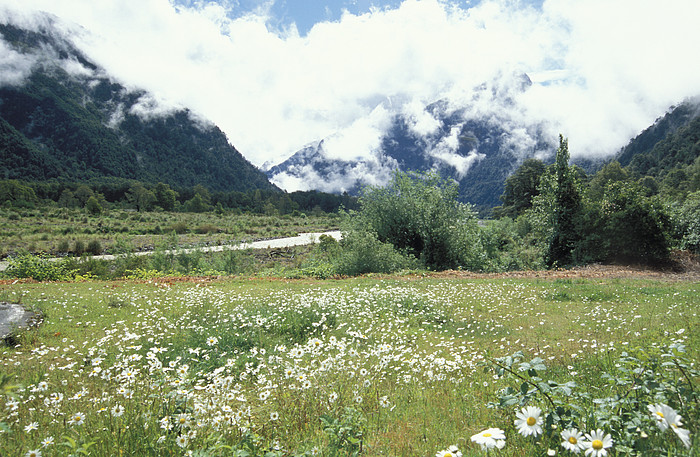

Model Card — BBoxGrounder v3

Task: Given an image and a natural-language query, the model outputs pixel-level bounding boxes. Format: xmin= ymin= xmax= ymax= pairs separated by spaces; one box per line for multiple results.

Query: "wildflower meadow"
xmin=1 ymin=276 xmax=697 ymax=456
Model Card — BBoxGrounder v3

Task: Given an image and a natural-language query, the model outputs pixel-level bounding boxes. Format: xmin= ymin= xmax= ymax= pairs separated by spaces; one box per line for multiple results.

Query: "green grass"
xmin=0 ymin=276 xmax=697 ymax=456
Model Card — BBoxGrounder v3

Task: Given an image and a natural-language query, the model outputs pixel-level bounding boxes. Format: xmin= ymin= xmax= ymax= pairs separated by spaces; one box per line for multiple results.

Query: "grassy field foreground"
xmin=0 ymin=276 xmax=698 ymax=456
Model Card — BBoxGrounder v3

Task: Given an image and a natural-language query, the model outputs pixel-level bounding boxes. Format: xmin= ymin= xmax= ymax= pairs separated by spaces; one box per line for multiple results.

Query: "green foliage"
xmin=587 ymin=160 xmax=630 ymax=201
xmin=494 ymin=158 xmax=547 ymax=218
xmin=351 ymin=171 xmax=483 ymax=271
xmin=154 ymin=182 xmax=178 ymax=211
xmin=85 ymin=196 xmax=102 ymax=215
xmin=546 ymin=136 xmax=583 ymax=266
xmin=486 ymin=344 xmax=698 ymax=455
xmin=86 ymin=239 xmax=103 ymax=255
xmin=320 ymin=407 xmax=366 ymax=457
xmin=480 ymin=218 xmax=546 ymax=271
xmin=600 ymin=181 xmax=671 ymax=264
xmin=670 ymin=190 xmax=700 ymax=253
xmin=3 ymin=253 xmax=76 ymax=281
xmin=126 ymin=183 xmax=155 ymax=212
xmin=73 ymin=240 xmax=86 ymax=256
xmin=332 ymin=230 xmax=415 ymax=276
xmin=0 ymin=180 xmax=37 ymax=207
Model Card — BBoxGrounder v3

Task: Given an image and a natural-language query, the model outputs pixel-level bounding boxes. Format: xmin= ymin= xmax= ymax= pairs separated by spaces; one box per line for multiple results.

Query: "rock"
xmin=0 ymin=302 xmax=41 ymax=341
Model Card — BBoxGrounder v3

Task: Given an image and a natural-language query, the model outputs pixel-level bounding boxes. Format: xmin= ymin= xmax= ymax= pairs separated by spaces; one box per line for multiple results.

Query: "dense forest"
xmin=0 ymin=178 xmax=356 ymax=215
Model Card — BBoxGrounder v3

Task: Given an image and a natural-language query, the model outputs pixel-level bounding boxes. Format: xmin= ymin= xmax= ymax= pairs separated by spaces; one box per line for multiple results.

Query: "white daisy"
xmin=436 ymin=445 xmax=462 ymax=457
xmin=68 ymin=412 xmax=86 ymax=426
xmin=515 ymin=405 xmax=543 ymax=437
xmin=561 ymin=428 xmax=585 ymax=453
xmin=471 ymin=428 xmax=506 ymax=450
xmin=582 ymin=429 xmax=613 ymax=457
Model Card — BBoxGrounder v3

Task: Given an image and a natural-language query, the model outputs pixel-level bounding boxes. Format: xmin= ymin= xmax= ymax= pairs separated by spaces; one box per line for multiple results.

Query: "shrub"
xmin=671 ymin=190 xmax=700 ymax=253
xmin=333 ymin=230 xmax=415 ymax=276
xmin=3 ymin=253 xmax=76 ymax=281
xmin=73 ymin=240 xmax=85 ymax=256
xmin=167 ymin=222 xmax=189 ymax=234
xmin=57 ymin=239 xmax=70 ymax=253
xmin=351 ymin=171 xmax=483 ymax=271
xmin=86 ymin=240 xmax=103 ymax=255
xmin=195 ymin=224 xmax=218 ymax=234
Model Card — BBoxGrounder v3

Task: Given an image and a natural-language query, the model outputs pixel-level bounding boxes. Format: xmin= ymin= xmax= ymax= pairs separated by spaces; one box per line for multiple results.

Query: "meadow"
xmin=1 ymin=275 xmax=697 ymax=456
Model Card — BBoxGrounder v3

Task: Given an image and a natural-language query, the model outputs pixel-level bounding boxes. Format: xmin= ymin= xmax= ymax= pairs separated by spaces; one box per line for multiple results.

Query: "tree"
xmin=126 ymin=183 xmax=155 ymax=212
xmin=546 ymin=135 xmax=583 ymax=267
xmin=74 ymin=184 xmax=95 ymax=207
xmin=85 ymin=195 xmax=102 ymax=215
xmin=154 ymin=182 xmax=178 ymax=211
xmin=494 ymin=158 xmax=547 ymax=218
xmin=184 ymin=193 xmax=209 ymax=213
xmin=600 ymin=182 xmax=670 ymax=264
xmin=587 ymin=161 xmax=629 ymax=201
xmin=0 ymin=180 xmax=37 ymax=207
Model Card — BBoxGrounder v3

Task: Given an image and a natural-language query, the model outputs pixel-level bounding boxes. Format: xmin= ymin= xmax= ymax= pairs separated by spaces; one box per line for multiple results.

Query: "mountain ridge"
xmin=0 ymin=20 xmax=277 ymax=193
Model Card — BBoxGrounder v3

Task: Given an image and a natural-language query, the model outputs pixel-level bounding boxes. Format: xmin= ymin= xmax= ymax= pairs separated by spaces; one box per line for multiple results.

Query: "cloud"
xmin=2 ymin=0 xmax=700 ymax=177
xmin=0 ymin=40 xmax=37 ymax=86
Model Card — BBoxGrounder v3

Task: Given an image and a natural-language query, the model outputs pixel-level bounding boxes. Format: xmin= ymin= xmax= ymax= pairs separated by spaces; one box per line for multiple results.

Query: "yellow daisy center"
xmin=445 ymin=453 xmax=453 ymax=457
xmin=527 ymin=417 xmax=537 ymax=426
xmin=483 ymin=433 xmax=492 ymax=437
xmin=592 ymin=439 xmax=604 ymax=450
xmin=568 ymin=437 xmax=578 ymax=444
xmin=656 ymin=411 xmax=664 ymax=418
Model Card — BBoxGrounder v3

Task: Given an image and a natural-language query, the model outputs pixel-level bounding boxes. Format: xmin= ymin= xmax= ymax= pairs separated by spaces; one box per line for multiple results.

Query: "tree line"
xmin=0 ymin=178 xmax=357 ymax=216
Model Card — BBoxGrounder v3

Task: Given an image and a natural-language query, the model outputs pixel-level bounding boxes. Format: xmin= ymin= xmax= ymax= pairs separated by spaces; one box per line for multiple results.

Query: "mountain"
xmin=615 ymin=97 xmax=700 ymax=177
xmin=267 ymin=74 xmax=554 ymax=212
xmin=0 ymin=20 xmax=277 ymax=193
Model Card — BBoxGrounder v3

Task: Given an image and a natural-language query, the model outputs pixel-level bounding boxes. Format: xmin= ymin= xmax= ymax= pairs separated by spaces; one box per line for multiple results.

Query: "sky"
xmin=2 ymin=0 xmax=700 ymax=189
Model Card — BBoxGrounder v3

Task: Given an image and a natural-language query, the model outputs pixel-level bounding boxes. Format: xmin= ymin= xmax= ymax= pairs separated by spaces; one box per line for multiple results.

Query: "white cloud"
xmin=2 ymin=0 xmax=700 ymax=178
xmin=0 ymin=40 xmax=37 ymax=86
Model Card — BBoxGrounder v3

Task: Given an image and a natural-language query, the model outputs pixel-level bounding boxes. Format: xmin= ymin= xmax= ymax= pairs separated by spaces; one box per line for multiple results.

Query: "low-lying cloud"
xmin=2 ymin=0 xmax=700 ymax=191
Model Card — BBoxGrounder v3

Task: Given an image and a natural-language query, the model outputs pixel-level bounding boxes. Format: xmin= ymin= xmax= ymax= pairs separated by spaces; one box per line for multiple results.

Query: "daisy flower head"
xmin=111 ymin=404 xmax=125 ymax=417
xmin=561 ymin=428 xmax=585 ymax=453
xmin=25 ymin=450 xmax=41 ymax=457
xmin=24 ymin=421 xmax=39 ymax=433
xmin=646 ymin=403 xmax=691 ymax=448
xmin=175 ymin=413 xmax=189 ymax=427
xmin=41 ymin=436 xmax=54 ymax=448
xmin=647 ymin=403 xmax=680 ymax=431
xmin=583 ymin=429 xmax=612 ymax=457
xmin=176 ymin=435 xmax=188 ymax=448
xmin=206 ymin=336 xmax=219 ymax=346
xmin=270 ymin=411 xmax=279 ymax=421
xmin=68 ymin=412 xmax=86 ymax=426
xmin=471 ymin=428 xmax=506 ymax=450
xmin=436 ymin=445 xmax=462 ymax=457
xmin=515 ymin=405 xmax=543 ymax=437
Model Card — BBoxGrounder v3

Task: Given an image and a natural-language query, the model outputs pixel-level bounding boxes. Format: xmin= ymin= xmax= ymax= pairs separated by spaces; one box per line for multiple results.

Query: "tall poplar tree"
xmin=546 ymin=135 xmax=582 ymax=266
